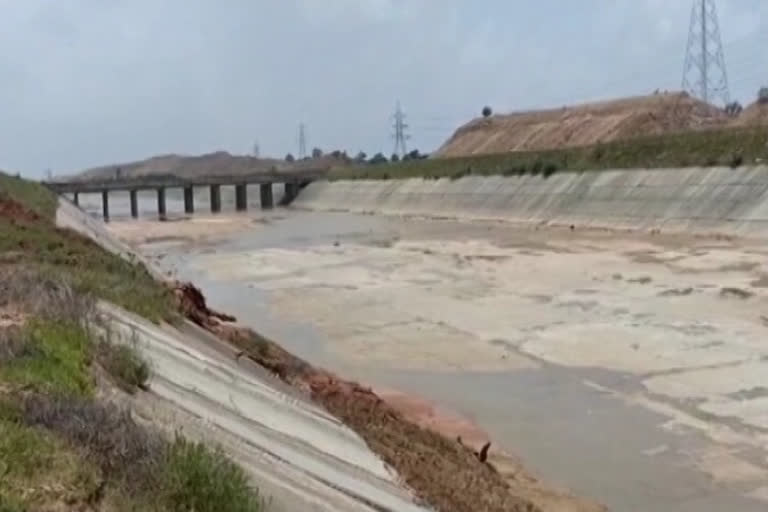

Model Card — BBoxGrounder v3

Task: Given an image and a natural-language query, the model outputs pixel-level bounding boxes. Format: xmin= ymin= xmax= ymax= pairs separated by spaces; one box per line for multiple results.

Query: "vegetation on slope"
xmin=0 ymin=176 xmax=265 ymax=511
xmin=329 ymin=125 xmax=768 ymax=181
xmin=0 ymin=172 xmax=176 ymax=323
xmin=0 ymin=274 xmax=265 ymax=511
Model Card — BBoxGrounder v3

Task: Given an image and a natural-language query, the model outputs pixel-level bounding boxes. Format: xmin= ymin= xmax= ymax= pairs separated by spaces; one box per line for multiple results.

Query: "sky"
xmin=0 ymin=0 xmax=767 ymax=177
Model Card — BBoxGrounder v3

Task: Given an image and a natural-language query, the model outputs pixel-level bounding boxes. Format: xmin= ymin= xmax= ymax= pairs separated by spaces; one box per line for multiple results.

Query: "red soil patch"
xmin=0 ymin=197 xmax=40 ymax=224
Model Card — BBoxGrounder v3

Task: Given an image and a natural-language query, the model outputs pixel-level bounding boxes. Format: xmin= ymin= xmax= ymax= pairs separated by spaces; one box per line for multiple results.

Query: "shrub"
xmin=482 ymin=106 xmax=492 ymax=118
xmin=730 ymin=153 xmax=744 ymax=168
xmin=542 ymin=162 xmax=558 ymax=178
xmin=162 ymin=436 xmax=264 ymax=512
xmin=97 ymin=342 xmax=150 ymax=394
xmin=21 ymin=394 xmax=164 ymax=489
xmin=725 ymin=101 xmax=743 ymax=116
xmin=530 ymin=160 xmax=543 ymax=175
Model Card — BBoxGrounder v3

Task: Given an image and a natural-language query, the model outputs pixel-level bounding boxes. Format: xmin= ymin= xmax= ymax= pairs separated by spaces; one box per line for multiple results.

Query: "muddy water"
xmin=95 ymin=195 xmax=768 ymax=512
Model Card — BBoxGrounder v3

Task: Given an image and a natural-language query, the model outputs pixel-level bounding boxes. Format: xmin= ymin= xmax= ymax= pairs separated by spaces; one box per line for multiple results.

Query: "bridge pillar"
xmin=157 ymin=187 xmax=166 ymax=220
xmin=283 ymin=182 xmax=299 ymax=204
xmin=210 ymin=185 xmax=221 ymax=213
xmin=259 ymin=183 xmax=273 ymax=209
xmin=73 ymin=191 xmax=79 ymax=206
xmin=129 ymin=190 xmax=138 ymax=219
xmin=184 ymin=186 xmax=194 ymax=214
xmin=235 ymin=184 xmax=247 ymax=211
xmin=101 ymin=190 xmax=109 ymax=222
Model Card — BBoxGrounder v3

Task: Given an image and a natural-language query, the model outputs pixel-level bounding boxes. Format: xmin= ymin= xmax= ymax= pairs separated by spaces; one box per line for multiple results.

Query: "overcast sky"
xmin=1 ymin=0 xmax=767 ymax=177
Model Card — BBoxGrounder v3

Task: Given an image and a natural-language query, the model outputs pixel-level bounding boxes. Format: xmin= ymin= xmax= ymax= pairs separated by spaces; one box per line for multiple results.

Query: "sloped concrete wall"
xmin=295 ymin=166 xmax=768 ymax=237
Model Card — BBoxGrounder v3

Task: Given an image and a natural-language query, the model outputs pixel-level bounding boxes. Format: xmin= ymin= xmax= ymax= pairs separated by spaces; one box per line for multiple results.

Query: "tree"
xmin=390 ymin=153 xmax=400 ymax=163
xmin=311 ymin=147 xmax=323 ymax=159
xmin=355 ymin=151 xmax=367 ymax=163
xmin=482 ymin=105 xmax=493 ymax=118
xmin=725 ymin=101 xmax=743 ymax=116
xmin=285 ymin=153 xmax=295 ymax=162
xmin=758 ymin=87 xmax=768 ymax=104
xmin=368 ymin=152 xmax=388 ymax=165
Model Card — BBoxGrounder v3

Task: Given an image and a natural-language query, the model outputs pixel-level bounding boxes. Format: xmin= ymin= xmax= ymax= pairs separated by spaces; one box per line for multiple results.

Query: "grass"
xmin=329 ymin=125 xmax=768 ymax=181
xmin=18 ymin=395 xmax=264 ymax=512
xmin=0 ymin=173 xmax=176 ymax=323
xmin=0 ymin=418 xmax=102 ymax=509
xmin=97 ymin=342 xmax=151 ymax=394
xmin=0 ymin=320 xmax=94 ymax=398
xmin=0 ymin=269 xmax=265 ymax=512
xmin=0 ymin=173 xmax=57 ymax=219
xmin=161 ymin=436 xmax=264 ymax=512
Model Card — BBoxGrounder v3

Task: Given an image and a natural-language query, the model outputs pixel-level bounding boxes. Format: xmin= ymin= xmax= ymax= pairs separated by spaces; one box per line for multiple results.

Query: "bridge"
xmin=44 ymin=170 xmax=326 ymax=221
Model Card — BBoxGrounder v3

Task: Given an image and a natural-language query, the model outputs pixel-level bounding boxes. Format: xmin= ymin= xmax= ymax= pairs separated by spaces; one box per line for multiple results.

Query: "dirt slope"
xmin=436 ymin=92 xmax=730 ymax=157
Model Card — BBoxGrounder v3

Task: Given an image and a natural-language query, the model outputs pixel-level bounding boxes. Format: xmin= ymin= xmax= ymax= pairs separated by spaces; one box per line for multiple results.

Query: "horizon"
xmin=0 ymin=0 xmax=766 ymax=177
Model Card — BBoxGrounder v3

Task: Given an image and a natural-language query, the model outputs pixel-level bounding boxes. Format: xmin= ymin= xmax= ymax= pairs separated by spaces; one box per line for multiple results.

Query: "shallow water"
xmin=103 ymin=201 xmax=768 ymax=512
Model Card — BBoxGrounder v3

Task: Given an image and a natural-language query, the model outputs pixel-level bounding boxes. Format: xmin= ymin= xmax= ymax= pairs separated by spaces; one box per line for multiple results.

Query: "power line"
xmin=682 ymin=0 xmax=730 ymax=105
xmin=392 ymin=101 xmax=410 ymax=157
xmin=298 ymin=123 xmax=307 ymax=159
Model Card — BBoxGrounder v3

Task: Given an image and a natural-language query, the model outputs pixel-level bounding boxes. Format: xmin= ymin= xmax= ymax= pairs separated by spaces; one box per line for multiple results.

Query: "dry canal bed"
xmin=105 ymin=206 xmax=768 ymax=512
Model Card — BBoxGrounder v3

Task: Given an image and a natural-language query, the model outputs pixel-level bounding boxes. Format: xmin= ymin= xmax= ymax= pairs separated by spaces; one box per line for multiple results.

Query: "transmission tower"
xmin=298 ymin=123 xmax=307 ymax=159
xmin=392 ymin=101 xmax=410 ymax=158
xmin=682 ymin=0 xmax=730 ymax=106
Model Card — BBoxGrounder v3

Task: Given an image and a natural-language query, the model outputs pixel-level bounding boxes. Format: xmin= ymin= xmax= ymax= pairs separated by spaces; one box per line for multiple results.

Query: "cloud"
xmin=0 ymin=1 xmax=765 ymax=176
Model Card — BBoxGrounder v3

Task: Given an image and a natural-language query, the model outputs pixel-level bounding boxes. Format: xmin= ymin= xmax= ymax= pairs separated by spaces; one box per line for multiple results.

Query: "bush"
xmin=450 ymin=167 xmax=472 ymax=181
xmin=97 ymin=342 xmax=150 ymax=394
xmin=18 ymin=395 xmax=264 ymax=511
xmin=482 ymin=106 xmax=492 ymax=118
xmin=542 ymin=162 xmax=558 ymax=178
xmin=21 ymin=394 xmax=164 ymax=488
xmin=730 ymin=153 xmax=744 ymax=168
xmin=368 ymin=153 xmax=388 ymax=165
xmin=530 ymin=160 xmax=544 ymax=175
xmin=725 ymin=101 xmax=743 ymax=116
xmin=162 ymin=436 xmax=264 ymax=512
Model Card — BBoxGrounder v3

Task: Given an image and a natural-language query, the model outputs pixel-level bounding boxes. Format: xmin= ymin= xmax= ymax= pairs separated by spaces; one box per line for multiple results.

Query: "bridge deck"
xmin=45 ymin=171 xmax=326 ymax=194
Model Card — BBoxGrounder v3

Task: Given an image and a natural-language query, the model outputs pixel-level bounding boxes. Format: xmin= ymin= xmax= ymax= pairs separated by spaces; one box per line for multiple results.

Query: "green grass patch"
xmin=0 ymin=418 xmax=102 ymax=509
xmin=0 ymin=173 xmax=58 ymax=220
xmin=329 ymin=125 xmax=768 ymax=181
xmin=161 ymin=436 xmax=264 ymax=512
xmin=0 ymin=320 xmax=94 ymax=398
xmin=0 ymin=492 xmax=26 ymax=512
xmin=0 ymin=419 xmax=55 ymax=479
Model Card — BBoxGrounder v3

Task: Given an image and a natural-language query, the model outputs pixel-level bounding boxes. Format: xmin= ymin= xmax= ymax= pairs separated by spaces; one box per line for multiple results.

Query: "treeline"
xmin=284 ymin=148 xmax=429 ymax=165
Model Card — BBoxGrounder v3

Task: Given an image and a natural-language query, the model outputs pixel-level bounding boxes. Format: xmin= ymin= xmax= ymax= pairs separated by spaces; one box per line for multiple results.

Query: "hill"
xmin=436 ymin=92 xmax=731 ymax=158
xmin=63 ymin=151 xmax=350 ymax=182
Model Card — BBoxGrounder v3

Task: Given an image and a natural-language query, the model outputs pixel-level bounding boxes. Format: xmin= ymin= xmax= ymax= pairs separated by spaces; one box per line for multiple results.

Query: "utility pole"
xmin=682 ymin=0 xmax=730 ymax=106
xmin=392 ymin=101 xmax=410 ymax=158
xmin=252 ymin=140 xmax=260 ymax=158
xmin=298 ymin=123 xmax=307 ymax=160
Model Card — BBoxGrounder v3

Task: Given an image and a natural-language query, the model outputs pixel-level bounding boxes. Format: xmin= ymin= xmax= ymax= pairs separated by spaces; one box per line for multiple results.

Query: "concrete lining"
xmin=295 ymin=166 xmax=768 ymax=237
